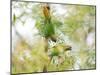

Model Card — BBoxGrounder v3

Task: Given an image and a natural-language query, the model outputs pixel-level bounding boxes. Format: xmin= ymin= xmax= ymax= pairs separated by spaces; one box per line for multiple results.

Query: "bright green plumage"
xmin=43 ymin=21 xmax=55 ymax=38
xmin=36 ymin=18 xmax=55 ymax=38
xmin=35 ymin=4 xmax=56 ymax=41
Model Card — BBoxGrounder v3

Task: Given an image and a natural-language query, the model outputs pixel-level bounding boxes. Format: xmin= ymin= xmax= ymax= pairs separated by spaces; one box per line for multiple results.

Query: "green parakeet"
xmin=36 ymin=3 xmax=57 ymax=42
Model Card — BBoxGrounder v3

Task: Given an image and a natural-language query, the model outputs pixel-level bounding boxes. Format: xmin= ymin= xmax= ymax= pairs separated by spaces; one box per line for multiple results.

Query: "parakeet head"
xmin=41 ymin=3 xmax=51 ymax=19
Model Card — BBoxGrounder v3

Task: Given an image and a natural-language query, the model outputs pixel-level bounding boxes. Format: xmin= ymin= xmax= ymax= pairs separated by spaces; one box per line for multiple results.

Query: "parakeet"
xmin=43 ymin=4 xmax=57 ymax=42
xmin=36 ymin=3 xmax=57 ymax=42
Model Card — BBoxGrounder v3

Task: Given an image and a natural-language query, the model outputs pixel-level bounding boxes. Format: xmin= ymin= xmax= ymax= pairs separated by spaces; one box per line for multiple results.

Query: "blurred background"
xmin=12 ymin=1 xmax=96 ymax=74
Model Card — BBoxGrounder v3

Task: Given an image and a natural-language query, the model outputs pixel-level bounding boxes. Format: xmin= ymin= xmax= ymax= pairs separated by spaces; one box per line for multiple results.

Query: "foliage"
xmin=12 ymin=1 xmax=96 ymax=74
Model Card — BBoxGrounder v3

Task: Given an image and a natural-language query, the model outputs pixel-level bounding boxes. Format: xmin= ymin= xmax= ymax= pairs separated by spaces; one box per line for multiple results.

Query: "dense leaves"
xmin=12 ymin=1 xmax=96 ymax=74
